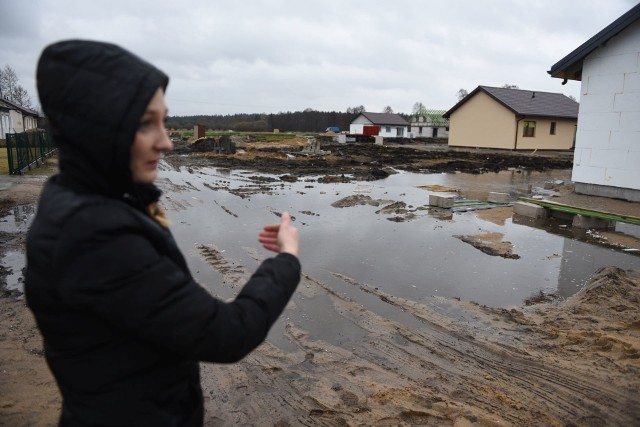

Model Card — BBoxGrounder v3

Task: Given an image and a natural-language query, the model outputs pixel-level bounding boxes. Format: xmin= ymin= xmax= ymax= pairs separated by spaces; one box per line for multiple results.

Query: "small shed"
xmin=349 ymin=112 xmax=409 ymax=138
xmin=548 ymin=3 xmax=640 ymax=202
xmin=443 ymin=86 xmax=578 ymax=150
xmin=0 ymin=96 xmax=40 ymax=140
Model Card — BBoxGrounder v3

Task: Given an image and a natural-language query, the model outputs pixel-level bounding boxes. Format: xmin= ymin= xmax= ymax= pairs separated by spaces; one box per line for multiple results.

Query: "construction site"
xmin=1 ymin=136 xmax=639 ymax=426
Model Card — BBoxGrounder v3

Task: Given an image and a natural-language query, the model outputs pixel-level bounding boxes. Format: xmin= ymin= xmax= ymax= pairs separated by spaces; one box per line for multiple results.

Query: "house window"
xmin=550 ymin=122 xmax=556 ymax=135
xmin=523 ymin=121 xmax=536 ymax=137
xmin=385 ymin=126 xmax=391 ymax=133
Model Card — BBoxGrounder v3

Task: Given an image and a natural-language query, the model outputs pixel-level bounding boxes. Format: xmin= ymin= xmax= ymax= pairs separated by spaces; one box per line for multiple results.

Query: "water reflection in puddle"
xmin=1 ymin=251 xmax=25 ymax=293
xmin=0 ymin=205 xmax=36 ymax=294
xmin=159 ymin=166 xmax=640 ymax=309
xmin=2 ymin=166 xmax=638 ymax=349
xmin=0 ymin=205 xmax=35 ymax=233
xmin=2 ymin=167 xmax=638 ymax=310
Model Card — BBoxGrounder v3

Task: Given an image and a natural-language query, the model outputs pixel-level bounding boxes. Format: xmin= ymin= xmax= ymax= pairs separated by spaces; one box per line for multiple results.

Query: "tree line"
xmin=165 ymin=111 xmax=362 ymax=133
xmin=166 ymin=108 xmax=412 ymax=133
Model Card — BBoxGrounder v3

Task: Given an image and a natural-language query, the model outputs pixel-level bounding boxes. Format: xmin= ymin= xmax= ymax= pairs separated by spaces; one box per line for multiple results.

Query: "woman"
xmin=25 ymin=40 xmax=301 ymax=426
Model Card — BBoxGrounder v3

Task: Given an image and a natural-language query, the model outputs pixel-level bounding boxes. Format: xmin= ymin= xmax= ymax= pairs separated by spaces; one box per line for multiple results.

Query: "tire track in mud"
xmin=202 ymin=269 xmax=508 ymax=426
xmin=197 ymin=244 xmax=249 ymax=289
xmin=329 ymin=272 xmax=638 ymax=425
xmin=195 ymin=248 xmax=637 ymax=425
xmin=156 ymin=178 xmax=200 ymax=212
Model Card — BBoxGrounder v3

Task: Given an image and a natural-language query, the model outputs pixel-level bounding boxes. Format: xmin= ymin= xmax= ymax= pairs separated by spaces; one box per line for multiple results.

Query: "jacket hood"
xmin=37 ymin=40 xmax=169 ymax=197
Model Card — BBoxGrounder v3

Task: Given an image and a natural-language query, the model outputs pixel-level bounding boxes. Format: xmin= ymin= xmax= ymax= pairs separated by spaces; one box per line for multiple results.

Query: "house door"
xmin=396 ymin=127 xmax=404 ymax=137
xmin=432 ymin=127 xmax=438 ymax=137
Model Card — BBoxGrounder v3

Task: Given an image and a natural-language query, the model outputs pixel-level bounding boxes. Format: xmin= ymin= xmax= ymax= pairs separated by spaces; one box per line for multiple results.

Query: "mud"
xmin=167 ymin=141 xmax=574 ymax=182
xmin=1 ymin=147 xmax=639 ymax=426
xmin=455 ymin=231 xmax=520 ymax=259
xmin=198 ymin=265 xmax=640 ymax=426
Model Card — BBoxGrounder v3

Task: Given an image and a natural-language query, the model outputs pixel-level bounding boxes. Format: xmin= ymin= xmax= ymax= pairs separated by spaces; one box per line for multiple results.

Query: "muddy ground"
xmin=1 ymin=142 xmax=639 ymax=426
xmin=171 ymin=138 xmax=574 ymax=182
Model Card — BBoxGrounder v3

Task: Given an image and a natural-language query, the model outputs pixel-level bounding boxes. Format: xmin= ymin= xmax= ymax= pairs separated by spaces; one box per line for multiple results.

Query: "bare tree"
xmin=456 ymin=88 xmax=468 ymax=101
xmin=0 ymin=65 xmax=18 ymax=99
xmin=382 ymin=106 xmax=394 ymax=114
xmin=502 ymin=84 xmax=519 ymax=89
xmin=0 ymin=64 xmax=33 ymax=108
xmin=346 ymin=105 xmax=366 ymax=114
xmin=412 ymin=102 xmax=426 ymax=115
xmin=12 ymin=86 xmax=33 ymax=108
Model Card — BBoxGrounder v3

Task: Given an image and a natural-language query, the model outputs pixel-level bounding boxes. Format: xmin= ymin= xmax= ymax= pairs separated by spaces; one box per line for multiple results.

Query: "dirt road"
xmin=1 ymin=144 xmax=639 ymax=426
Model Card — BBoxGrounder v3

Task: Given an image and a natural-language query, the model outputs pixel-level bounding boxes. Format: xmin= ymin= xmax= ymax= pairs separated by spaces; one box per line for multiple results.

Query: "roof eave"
xmin=520 ymin=114 xmax=578 ymax=120
xmin=548 ymin=3 xmax=640 ymax=81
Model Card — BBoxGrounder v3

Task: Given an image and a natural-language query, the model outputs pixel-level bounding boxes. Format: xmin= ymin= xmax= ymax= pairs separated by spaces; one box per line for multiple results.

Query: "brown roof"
xmin=443 ymin=86 xmax=578 ymax=119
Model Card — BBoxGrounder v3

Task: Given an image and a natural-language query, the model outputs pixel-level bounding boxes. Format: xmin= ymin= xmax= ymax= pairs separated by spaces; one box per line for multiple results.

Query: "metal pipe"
xmin=514 ymin=116 xmax=524 ymax=150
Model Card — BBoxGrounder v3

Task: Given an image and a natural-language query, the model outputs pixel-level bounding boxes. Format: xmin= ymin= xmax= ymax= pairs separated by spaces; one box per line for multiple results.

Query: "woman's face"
xmin=130 ymin=88 xmax=173 ymax=184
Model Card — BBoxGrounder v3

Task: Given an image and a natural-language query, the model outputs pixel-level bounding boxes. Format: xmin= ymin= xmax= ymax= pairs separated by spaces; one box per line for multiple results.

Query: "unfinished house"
xmin=409 ymin=109 xmax=449 ymax=138
xmin=548 ymin=3 xmax=640 ymax=202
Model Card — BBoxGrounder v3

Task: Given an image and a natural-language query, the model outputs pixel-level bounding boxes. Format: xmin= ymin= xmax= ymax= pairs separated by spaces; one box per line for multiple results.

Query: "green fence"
xmin=6 ymin=130 xmax=56 ymax=174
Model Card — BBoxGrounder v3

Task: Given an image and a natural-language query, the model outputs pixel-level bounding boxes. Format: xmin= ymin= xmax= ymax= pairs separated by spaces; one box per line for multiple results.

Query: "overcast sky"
xmin=1 ymin=0 xmax=637 ymax=116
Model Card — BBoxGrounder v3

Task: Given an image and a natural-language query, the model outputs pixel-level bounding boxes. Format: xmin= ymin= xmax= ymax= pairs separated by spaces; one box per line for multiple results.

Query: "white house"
xmin=0 ymin=96 xmax=40 ymax=139
xmin=549 ymin=4 xmax=640 ymax=202
xmin=349 ymin=112 xmax=409 ymax=138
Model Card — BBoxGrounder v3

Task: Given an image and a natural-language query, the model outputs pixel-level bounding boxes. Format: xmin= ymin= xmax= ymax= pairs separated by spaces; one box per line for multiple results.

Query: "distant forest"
xmin=166 ymin=110 xmax=411 ymax=133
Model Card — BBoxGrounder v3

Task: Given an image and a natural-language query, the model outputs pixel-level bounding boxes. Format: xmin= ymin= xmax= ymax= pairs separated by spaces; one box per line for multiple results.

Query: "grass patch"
xmin=0 ymin=148 xmax=9 ymax=175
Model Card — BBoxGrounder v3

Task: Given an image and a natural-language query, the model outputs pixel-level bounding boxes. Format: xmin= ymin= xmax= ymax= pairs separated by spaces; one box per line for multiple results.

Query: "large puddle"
xmin=157 ymin=165 xmax=639 ymax=310
xmin=1 ymin=204 xmax=36 ymax=294
xmin=2 ymin=166 xmax=639 ymax=317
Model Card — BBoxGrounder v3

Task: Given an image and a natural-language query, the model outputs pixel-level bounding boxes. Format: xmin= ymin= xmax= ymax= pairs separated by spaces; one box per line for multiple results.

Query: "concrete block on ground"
xmin=516 ymin=184 xmax=532 ymax=193
xmin=337 ymin=134 xmax=347 ymax=144
xmin=375 ymin=135 xmax=384 ymax=145
xmin=513 ymin=202 xmax=548 ymax=219
xmin=573 ymin=214 xmax=615 ymax=230
xmin=429 ymin=194 xmax=455 ymax=208
xmin=543 ymin=181 xmax=554 ymax=190
xmin=488 ymin=192 xmax=510 ymax=203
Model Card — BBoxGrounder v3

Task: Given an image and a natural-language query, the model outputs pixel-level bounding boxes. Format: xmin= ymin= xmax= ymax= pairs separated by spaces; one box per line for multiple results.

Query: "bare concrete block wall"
xmin=572 ymin=214 xmax=615 ymax=230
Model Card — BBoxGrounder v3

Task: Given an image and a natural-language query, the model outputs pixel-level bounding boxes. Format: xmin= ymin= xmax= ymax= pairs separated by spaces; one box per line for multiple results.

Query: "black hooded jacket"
xmin=25 ymin=40 xmax=301 ymax=426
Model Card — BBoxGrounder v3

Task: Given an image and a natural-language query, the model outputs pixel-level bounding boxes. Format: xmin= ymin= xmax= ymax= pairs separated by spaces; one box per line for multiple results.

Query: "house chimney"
xmin=532 ymin=92 xmax=536 ymax=98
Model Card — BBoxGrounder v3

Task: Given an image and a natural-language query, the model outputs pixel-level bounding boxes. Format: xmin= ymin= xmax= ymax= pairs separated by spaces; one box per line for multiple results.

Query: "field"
xmin=0 ymin=148 xmax=9 ymax=175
